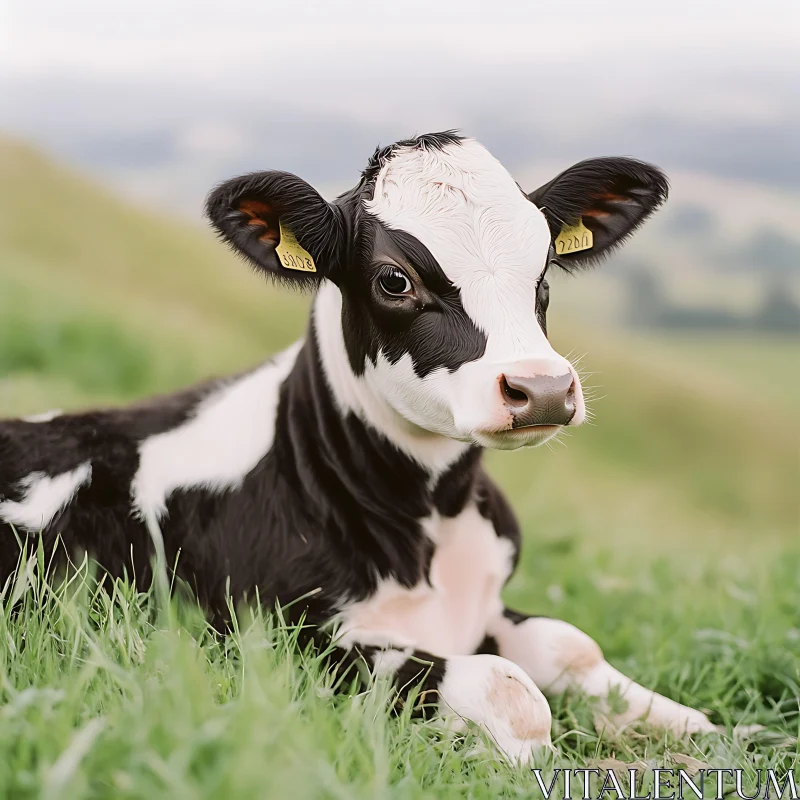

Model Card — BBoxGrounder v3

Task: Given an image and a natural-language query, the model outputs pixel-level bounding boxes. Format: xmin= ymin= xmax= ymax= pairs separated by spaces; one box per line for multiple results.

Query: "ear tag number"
xmin=275 ymin=220 xmax=316 ymax=272
xmin=555 ymin=219 xmax=593 ymax=255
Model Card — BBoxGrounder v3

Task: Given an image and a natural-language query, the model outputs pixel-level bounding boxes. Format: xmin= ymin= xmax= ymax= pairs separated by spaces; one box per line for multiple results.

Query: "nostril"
xmin=502 ymin=373 xmax=575 ymax=427
xmin=500 ymin=375 xmax=529 ymax=409
xmin=565 ymin=380 xmax=577 ymax=413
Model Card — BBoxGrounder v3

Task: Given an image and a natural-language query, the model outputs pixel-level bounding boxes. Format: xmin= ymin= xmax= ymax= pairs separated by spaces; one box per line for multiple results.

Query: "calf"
xmin=0 ymin=133 xmax=726 ymax=763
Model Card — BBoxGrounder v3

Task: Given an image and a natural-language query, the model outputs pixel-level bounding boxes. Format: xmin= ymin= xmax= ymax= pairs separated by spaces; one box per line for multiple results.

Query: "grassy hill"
xmin=0 ymin=138 xmax=308 ymax=410
xmin=0 ymin=136 xmax=798 ymax=796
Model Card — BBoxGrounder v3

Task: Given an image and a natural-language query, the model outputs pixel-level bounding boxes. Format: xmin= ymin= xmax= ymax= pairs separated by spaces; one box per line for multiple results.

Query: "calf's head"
xmin=207 ymin=133 xmax=667 ymax=452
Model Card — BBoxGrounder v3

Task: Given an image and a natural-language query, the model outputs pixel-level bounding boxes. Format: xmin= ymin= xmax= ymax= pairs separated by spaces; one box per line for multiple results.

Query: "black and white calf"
xmin=1 ymin=133 xmax=725 ymax=763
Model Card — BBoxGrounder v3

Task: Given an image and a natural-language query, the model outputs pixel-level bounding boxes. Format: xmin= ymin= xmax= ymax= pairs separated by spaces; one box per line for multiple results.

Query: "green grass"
xmin=0 ymin=137 xmax=798 ymax=796
xmin=1 ymin=545 xmax=797 ymax=798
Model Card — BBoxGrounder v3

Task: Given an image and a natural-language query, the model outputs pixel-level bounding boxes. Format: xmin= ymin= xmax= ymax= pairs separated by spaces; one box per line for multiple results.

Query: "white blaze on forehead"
xmin=0 ymin=462 xmax=92 ymax=531
xmin=365 ymin=138 xmax=554 ymax=362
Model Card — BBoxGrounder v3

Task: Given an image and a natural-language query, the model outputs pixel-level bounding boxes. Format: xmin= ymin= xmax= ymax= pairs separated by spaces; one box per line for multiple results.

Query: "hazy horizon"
xmin=3 ymin=0 xmax=799 ymax=214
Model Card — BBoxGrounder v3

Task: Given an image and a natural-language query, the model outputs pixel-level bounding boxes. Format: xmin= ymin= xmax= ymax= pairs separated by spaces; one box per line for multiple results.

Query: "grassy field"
xmin=0 ymin=138 xmax=798 ymax=797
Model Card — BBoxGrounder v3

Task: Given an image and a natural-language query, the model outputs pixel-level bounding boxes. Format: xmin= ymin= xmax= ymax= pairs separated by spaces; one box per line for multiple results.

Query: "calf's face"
xmin=207 ymin=133 xmax=667 ymax=450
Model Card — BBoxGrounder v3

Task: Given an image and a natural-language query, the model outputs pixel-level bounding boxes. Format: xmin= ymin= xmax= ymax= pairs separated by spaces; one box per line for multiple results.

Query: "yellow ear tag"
xmin=275 ymin=220 xmax=316 ymax=272
xmin=555 ymin=218 xmax=593 ymax=255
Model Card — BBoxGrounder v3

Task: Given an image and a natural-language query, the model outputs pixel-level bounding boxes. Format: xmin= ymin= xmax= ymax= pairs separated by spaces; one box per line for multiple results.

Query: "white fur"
xmin=23 ymin=409 xmax=63 ymax=423
xmin=490 ymin=616 xmax=718 ymax=735
xmin=371 ymin=647 xmax=412 ymax=678
xmin=437 ymin=654 xmax=552 ymax=765
xmin=0 ymin=462 xmax=92 ymax=531
xmin=322 ymin=139 xmax=585 ymax=455
xmin=131 ymin=341 xmax=302 ymax=520
xmin=337 ymin=504 xmax=515 ymax=654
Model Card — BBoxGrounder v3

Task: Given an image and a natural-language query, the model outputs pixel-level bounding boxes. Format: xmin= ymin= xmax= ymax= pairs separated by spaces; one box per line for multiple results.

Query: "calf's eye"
xmin=378 ymin=266 xmax=414 ymax=297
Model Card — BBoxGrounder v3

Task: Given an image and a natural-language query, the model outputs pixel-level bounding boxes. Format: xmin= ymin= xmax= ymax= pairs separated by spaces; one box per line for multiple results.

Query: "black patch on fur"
xmin=475 ymin=634 xmax=500 ymax=656
xmin=338 ymin=218 xmax=487 ymax=377
xmin=476 ymin=471 xmax=522 ymax=573
xmin=393 ymin=649 xmax=449 ymax=719
xmin=432 ymin=447 xmax=482 ymax=517
xmin=503 ymin=608 xmax=540 ymax=625
xmin=535 ymin=276 xmax=550 ymax=337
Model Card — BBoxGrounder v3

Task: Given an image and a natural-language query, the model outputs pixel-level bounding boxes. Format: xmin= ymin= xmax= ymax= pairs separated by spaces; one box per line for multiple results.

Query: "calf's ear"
xmin=527 ymin=157 xmax=668 ymax=269
xmin=206 ymin=171 xmax=343 ymax=289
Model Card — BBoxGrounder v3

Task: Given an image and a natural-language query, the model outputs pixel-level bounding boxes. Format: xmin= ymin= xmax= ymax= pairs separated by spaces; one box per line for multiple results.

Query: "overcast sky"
xmin=2 ymin=0 xmax=798 ymax=209
xmin=5 ymin=0 xmax=798 ymax=81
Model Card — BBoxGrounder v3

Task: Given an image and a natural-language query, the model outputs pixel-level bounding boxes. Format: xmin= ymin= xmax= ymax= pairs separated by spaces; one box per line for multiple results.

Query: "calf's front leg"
xmin=490 ymin=611 xmax=718 ymax=736
xmin=338 ymin=643 xmax=553 ymax=764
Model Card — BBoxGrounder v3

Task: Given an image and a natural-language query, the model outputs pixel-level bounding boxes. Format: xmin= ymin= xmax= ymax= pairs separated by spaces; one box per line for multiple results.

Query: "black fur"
xmin=340 ymin=219 xmax=487 ymax=377
xmin=535 ymin=275 xmax=550 ymax=337
xmin=502 ymin=608 xmax=538 ymax=625
xmin=205 ymin=171 xmax=345 ymax=290
xmin=527 ymin=157 xmax=669 ymax=269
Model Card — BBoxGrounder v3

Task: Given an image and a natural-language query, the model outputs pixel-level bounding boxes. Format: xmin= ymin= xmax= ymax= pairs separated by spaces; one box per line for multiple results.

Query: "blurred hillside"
xmin=0 ymin=137 xmax=308 ymax=412
xmin=0 ymin=137 xmax=797 ymax=565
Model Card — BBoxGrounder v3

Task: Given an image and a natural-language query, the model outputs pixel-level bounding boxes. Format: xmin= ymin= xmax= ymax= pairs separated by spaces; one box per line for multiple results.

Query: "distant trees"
xmin=720 ymin=227 xmax=800 ymax=277
xmin=619 ymin=211 xmax=800 ymax=333
xmin=622 ymin=269 xmax=800 ymax=333
xmin=755 ymin=279 xmax=800 ymax=332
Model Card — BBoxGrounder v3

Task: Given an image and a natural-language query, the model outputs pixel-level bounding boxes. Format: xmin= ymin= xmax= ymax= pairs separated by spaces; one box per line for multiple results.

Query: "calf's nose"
xmin=500 ymin=373 xmax=576 ymax=427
